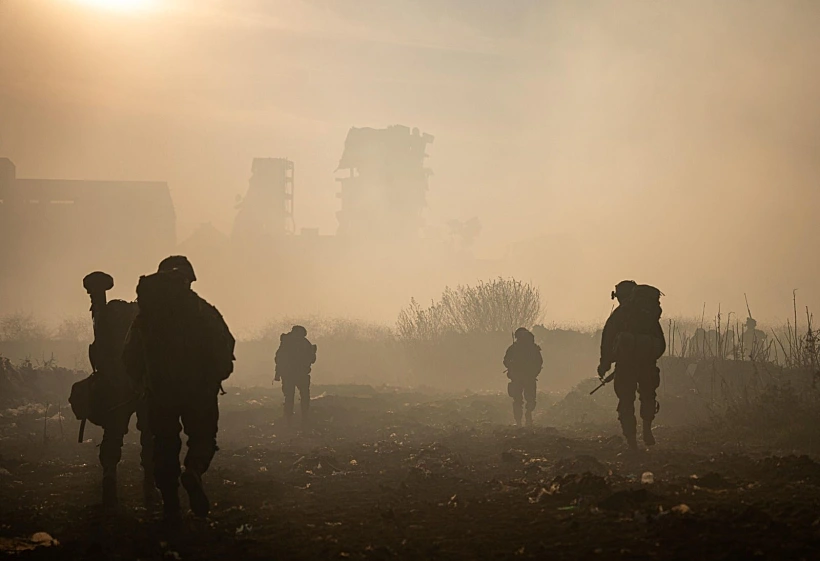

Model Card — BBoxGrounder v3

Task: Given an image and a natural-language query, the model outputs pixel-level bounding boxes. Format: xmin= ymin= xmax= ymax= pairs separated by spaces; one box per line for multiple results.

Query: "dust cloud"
xmin=3 ymin=3 xmax=820 ymax=558
xmin=1 ymin=0 xmax=819 ymax=327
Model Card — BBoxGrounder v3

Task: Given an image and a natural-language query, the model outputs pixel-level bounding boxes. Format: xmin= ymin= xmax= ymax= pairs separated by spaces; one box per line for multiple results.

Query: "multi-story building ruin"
xmin=232 ymin=158 xmax=295 ymax=244
xmin=335 ymin=125 xmax=434 ymax=240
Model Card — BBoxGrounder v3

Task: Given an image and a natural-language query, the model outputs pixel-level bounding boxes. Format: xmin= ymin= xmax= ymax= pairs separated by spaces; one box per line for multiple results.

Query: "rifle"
xmin=589 ymin=371 xmax=615 ymax=395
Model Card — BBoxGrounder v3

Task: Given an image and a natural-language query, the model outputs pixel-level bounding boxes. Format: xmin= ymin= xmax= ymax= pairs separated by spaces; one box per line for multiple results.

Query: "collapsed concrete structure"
xmin=335 ymin=125 xmax=434 ymax=240
xmin=232 ymin=158 xmax=295 ymax=244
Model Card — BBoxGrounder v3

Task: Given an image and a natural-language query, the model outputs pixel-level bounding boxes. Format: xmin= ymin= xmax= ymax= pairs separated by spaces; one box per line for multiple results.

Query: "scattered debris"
xmin=0 ymin=532 xmax=59 ymax=552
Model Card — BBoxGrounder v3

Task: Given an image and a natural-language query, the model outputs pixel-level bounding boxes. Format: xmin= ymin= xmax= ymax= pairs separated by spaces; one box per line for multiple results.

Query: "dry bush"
xmin=397 ymin=278 xmax=542 ymax=343
xmin=713 ymin=381 xmax=820 ymax=451
xmin=397 ymin=278 xmax=542 ymax=389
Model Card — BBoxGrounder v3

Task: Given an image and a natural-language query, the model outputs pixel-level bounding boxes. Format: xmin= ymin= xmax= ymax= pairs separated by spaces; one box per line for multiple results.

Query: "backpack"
xmin=504 ymin=337 xmax=543 ymax=379
xmin=197 ymin=297 xmax=236 ymax=382
xmin=613 ymin=284 xmax=665 ymax=363
xmin=275 ymin=333 xmax=316 ymax=377
xmin=69 ymin=373 xmax=105 ymax=427
xmin=69 ymin=300 xmax=139 ymax=441
xmin=135 ymin=272 xmax=235 ymax=386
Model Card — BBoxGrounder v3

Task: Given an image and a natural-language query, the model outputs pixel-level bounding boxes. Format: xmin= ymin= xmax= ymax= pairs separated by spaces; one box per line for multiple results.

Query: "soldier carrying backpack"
xmin=69 ymin=271 xmax=154 ymax=507
xmin=503 ymin=327 xmax=543 ymax=427
xmin=598 ymin=280 xmax=666 ymax=451
xmin=274 ymin=325 xmax=317 ymax=426
xmin=124 ymin=257 xmax=235 ymax=523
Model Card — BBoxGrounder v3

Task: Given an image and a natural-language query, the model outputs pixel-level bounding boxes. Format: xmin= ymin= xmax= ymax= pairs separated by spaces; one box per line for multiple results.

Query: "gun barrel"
xmin=589 ymin=373 xmax=615 ymax=395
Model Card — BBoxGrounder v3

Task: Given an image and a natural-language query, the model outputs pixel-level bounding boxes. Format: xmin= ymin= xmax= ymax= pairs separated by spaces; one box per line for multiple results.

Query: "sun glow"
xmin=72 ymin=0 xmax=156 ymax=12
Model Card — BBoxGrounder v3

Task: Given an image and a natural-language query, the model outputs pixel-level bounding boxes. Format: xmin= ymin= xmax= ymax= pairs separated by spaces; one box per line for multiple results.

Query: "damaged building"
xmin=335 ymin=125 xmax=434 ymax=240
xmin=0 ymin=158 xmax=175 ymax=314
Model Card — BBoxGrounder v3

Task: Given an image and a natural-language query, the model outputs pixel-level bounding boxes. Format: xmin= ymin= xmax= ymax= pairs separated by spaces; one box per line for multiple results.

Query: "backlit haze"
xmin=2 ymin=0 xmax=819 ymax=329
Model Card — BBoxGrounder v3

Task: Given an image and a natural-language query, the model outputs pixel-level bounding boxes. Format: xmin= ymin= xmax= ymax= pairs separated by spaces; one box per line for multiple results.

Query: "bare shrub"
xmin=397 ymin=278 xmax=542 ymax=344
xmin=397 ymin=278 xmax=542 ymax=389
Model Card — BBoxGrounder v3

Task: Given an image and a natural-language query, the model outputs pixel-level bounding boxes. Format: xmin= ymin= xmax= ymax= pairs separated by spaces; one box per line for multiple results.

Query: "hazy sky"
xmin=2 ymin=0 xmax=819 ymax=324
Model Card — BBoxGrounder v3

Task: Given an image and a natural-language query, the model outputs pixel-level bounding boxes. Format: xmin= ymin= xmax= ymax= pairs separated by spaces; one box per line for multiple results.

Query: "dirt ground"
xmin=2 ymin=385 xmax=820 ymax=560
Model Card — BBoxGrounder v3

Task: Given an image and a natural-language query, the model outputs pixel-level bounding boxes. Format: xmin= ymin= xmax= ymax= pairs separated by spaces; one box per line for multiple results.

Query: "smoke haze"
xmin=2 ymin=0 xmax=819 ymax=327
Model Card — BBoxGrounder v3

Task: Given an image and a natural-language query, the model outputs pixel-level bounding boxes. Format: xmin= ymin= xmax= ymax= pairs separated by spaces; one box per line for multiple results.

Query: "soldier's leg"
xmin=135 ymin=399 xmax=157 ymax=501
xmin=149 ymin=400 xmax=183 ymax=518
xmin=508 ymin=380 xmax=524 ymax=425
xmin=523 ymin=378 xmax=537 ymax=427
xmin=180 ymin=391 xmax=219 ymax=517
xmin=613 ymin=368 xmax=639 ymax=449
xmin=298 ymin=375 xmax=311 ymax=420
xmin=638 ymin=366 xmax=661 ymax=446
xmin=99 ymin=410 xmax=131 ymax=506
xmin=282 ymin=377 xmax=296 ymax=420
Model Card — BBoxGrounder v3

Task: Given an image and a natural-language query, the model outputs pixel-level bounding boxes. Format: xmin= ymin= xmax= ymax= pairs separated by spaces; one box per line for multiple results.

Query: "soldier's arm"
xmin=274 ymin=342 xmax=284 ymax=367
xmin=503 ymin=345 xmax=514 ymax=369
xmin=655 ymin=320 xmax=667 ymax=359
xmin=274 ymin=342 xmax=283 ymax=379
xmin=204 ymin=300 xmax=236 ymax=359
xmin=122 ymin=319 xmax=146 ymax=390
xmin=599 ymin=310 xmax=621 ymax=369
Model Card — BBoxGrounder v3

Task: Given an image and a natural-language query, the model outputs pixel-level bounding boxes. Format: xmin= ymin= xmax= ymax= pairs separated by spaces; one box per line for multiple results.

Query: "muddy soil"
xmin=2 ymin=386 xmax=820 ymax=560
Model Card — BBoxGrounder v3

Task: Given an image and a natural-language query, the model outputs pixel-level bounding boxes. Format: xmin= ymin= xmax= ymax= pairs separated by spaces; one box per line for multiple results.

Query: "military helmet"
xmin=291 ymin=325 xmax=307 ymax=337
xmin=514 ymin=327 xmax=531 ymax=340
xmin=158 ymin=255 xmax=197 ymax=283
xmin=611 ymin=280 xmax=637 ymax=300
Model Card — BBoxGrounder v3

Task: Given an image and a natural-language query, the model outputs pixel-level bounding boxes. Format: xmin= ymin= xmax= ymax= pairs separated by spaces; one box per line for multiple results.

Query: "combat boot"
xmin=181 ymin=469 xmax=210 ymax=518
xmin=512 ymin=402 xmax=523 ymax=426
xmin=642 ymin=421 xmax=655 ymax=446
xmin=524 ymin=411 xmax=533 ymax=427
xmin=160 ymin=487 xmax=181 ymax=526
